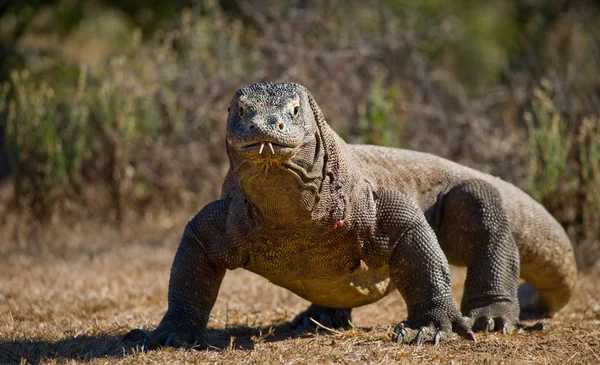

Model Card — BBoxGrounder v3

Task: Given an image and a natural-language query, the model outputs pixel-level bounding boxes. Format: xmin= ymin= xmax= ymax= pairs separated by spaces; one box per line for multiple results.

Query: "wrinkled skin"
xmin=124 ymin=83 xmax=577 ymax=349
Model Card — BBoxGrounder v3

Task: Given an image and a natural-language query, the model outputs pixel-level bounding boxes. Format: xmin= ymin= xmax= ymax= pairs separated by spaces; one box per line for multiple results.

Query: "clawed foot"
xmin=122 ymin=326 xmax=207 ymax=350
xmin=469 ymin=315 xmax=515 ymax=335
xmin=291 ymin=304 xmax=352 ymax=330
xmin=463 ymin=299 xmax=520 ymax=334
xmin=464 ymin=300 xmax=545 ymax=335
xmin=393 ymin=322 xmax=445 ymax=345
xmin=392 ymin=313 xmax=475 ymax=345
xmin=392 ymin=310 xmax=545 ymax=346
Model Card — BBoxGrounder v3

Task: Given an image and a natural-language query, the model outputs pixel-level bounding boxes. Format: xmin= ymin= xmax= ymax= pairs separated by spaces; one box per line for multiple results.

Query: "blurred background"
xmin=0 ymin=0 xmax=598 ymax=268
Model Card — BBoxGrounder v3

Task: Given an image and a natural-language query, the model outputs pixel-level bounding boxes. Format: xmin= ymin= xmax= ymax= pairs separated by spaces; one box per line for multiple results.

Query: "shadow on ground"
xmin=0 ymin=322 xmax=319 ymax=364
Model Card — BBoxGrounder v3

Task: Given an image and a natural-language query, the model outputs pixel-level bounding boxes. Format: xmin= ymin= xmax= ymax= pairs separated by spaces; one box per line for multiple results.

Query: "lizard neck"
xmin=230 ymin=127 xmax=354 ymax=231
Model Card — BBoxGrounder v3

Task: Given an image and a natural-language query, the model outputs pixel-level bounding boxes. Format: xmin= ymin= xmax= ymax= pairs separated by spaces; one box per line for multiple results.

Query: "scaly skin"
xmin=124 ymin=83 xmax=577 ymax=348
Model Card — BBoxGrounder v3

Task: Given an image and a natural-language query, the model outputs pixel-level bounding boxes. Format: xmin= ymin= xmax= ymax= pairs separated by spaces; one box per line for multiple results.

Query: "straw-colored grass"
xmin=1 ymin=217 xmax=599 ymax=364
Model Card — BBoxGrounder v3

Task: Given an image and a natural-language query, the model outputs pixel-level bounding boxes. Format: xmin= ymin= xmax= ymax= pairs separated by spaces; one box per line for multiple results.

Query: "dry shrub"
xmin=0 ymin=0 xmax=598 ymax=267
xmin=525 ymin=80 xmax=600 ymax=269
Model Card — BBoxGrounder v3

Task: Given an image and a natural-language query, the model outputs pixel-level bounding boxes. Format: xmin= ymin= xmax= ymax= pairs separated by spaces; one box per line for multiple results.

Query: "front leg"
xmin=376 ymin=191 xmax=475 ymax=344
xmin=124 ymin=233 xmax=226 ymax=349
xmin=124 ymin=200 xmax=235 ymax=349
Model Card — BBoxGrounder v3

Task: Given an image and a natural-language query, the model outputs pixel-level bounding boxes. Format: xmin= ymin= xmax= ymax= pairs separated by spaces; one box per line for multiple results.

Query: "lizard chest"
xmin=242 ymin=227 xmax=394 ymax=308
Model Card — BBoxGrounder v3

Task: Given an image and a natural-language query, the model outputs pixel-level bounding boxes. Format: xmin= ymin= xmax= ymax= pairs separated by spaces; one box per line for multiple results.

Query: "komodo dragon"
xmin=125 ymin=82 xmax=577 ymax=347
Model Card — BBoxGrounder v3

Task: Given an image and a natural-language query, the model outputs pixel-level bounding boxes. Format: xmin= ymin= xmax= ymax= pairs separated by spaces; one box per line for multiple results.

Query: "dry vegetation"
xmin=1 ymin=221 xmax=600 ymax=365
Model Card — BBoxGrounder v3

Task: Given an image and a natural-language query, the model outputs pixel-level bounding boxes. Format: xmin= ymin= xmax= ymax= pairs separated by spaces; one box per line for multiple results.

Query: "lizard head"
xmin=224 ymin=82 xmax=348 ymax=228
xmin=226 ymin=82 xmax=318 ymax=165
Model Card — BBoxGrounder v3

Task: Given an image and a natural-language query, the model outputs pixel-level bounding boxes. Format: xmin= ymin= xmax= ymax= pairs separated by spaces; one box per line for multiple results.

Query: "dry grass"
xmin=1 ymin=220 xmax=599 ymax=365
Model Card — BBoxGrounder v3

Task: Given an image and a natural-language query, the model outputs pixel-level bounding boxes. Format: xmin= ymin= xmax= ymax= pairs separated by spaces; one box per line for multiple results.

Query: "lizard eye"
xmin=293 ymin=106 xmax=299 ymax=116
xmin=238 ymin=106 xmax=245 ymax=117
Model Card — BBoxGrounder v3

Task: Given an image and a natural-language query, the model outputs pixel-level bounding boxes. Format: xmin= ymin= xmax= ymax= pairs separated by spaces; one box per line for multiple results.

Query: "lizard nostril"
xmin=248 ymin=123 xmax=255 ymax=130
xmin=278 ymin=122 xmax=284 ymax=130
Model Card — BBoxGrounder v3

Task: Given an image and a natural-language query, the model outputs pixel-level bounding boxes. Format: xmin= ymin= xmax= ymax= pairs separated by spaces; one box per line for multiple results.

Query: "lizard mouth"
xmin=232 ymin=140 xmax=300 ymax=164
xmin=236 ymin=141 xmax=298 ymax=155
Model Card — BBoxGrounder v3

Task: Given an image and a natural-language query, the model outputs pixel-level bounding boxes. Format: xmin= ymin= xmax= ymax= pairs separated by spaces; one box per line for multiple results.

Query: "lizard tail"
xmin=516 ymin=223 xmax=578 ymax=319
xmin=517 ymin=282 xmax=571 ymax=319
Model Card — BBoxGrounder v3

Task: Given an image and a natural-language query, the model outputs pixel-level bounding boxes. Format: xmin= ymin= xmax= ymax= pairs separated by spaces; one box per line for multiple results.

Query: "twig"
xmin=309 ymin=317 xmax=343 ymax=335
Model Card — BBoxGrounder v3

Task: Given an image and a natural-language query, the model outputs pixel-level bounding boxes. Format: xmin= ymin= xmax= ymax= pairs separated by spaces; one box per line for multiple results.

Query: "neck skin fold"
xmin=228 ymin=130 xmax=351 ymax=231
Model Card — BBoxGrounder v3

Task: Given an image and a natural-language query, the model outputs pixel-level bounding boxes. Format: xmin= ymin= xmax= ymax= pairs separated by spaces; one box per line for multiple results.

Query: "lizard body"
xmin=125 ymin=83 xmax=577 ymax=347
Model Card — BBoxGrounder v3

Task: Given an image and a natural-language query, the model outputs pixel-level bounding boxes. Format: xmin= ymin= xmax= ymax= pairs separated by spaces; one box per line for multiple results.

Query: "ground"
xmin=1 ymin=216 xmax=599 ymax=365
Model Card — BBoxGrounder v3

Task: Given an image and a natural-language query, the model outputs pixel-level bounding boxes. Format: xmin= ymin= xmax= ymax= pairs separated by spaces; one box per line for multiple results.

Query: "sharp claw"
xmin=259 ymin=142 xmax=265 ymax=154
xmin=524 ymin=321 xmax=545 ymax=332
xmin=268 ymin=142 xmax=275 ymax=154
xmin=484 ymin=318 xmax=494 ymax=332
xmin=415 ymin=329 xmax=424 ymax=345
xmin=502 ymin=324 xmax=508 ymax=335
xmin=394 ymin=331 xmax=404 ymax=343
xmin=393 ymin=323 xmax=406 ymax=343
xmin=434 ymin=331 xmax=443 ymax=346
xmin=466 ymin=331 xmax=477 ymax=342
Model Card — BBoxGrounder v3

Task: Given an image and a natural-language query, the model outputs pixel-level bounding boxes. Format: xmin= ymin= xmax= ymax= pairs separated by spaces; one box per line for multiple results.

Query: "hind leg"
xmin=437 ymin=179 xmax=520 ymax=333
xmin=291 ymin=304 xmax=352 ymax=330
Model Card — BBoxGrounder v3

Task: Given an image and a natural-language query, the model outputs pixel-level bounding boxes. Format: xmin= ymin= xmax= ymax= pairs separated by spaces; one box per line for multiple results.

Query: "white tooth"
xmin=259 ymin=142 xmax=265 ymax=154
xmin=268 ymin=142 xmax=275 ymax=155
